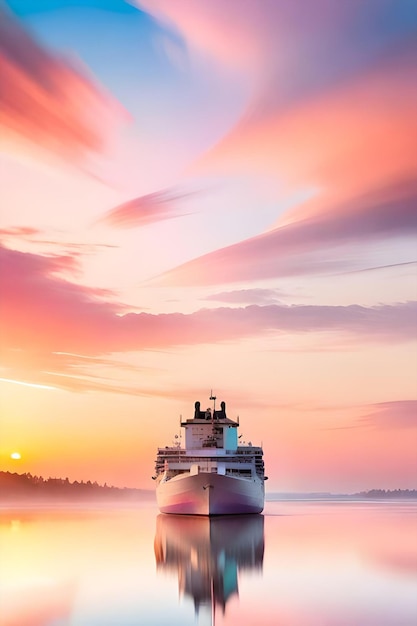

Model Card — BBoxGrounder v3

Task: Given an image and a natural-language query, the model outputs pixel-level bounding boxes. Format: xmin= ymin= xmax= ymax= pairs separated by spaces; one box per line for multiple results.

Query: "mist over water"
xmin=1 ymin=500 xmax=416 ymax=626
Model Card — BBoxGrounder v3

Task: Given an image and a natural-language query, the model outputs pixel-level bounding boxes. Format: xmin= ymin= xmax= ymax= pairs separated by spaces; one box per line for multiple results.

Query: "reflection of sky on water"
xmin=0 ymin=502 xmax=416 ymax=625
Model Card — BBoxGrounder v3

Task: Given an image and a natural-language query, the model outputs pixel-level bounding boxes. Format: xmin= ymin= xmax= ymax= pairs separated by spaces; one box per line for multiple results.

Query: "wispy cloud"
xmin=136 ymin=0 xmax=415 ymax=103
xmin=320 ymin=400 xmax=417 ymax=431
xmin=148 ymin=178 xmax=417 ymax=286
xmin=0 ymin=226 xmax=41 ymax=239
xmin=2 ymin=243 xmax=416 ymax=391
xmin=96 ymin=188 xmax=195 ymax=229
xmin=343 ymin=261 xmax=417 ymax=276
xmin=203 ymin=288 xmax=284 ymax=305
xmin=137 ymin=1 xmax=417 ymax=179
xmin=358 ymin=400 xmax=417 ymax=429
xmin=175 ymin=1 xmax=417 ymax=189
xmin=0 ymin=5 xmax=126 ymax=165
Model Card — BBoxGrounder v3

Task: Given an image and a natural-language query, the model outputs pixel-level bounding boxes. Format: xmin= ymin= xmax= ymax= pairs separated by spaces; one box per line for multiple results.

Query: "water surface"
xmin=1 ymin=500 xmax=416 ymax=625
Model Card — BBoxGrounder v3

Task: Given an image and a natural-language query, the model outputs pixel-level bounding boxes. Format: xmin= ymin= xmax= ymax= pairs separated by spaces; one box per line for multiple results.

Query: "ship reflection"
xmin=154 ymin=514 xmax=264 ymax=622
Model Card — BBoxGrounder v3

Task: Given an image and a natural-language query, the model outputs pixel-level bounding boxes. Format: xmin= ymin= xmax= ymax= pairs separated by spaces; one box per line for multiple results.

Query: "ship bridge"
xmin=181 ymin=400 xmax=239 ymax=451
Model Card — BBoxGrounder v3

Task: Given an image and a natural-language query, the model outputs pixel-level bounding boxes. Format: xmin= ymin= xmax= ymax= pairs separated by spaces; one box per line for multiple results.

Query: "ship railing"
xmin=157 ymin=455 xmax=258 ymax=464
xmin=157 ymin=454 xmax=256 ymax=463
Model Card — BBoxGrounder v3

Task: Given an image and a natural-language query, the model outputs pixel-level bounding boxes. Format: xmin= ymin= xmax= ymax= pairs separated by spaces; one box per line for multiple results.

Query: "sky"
xmin=0 ymin=0 xmax=416 ymax=492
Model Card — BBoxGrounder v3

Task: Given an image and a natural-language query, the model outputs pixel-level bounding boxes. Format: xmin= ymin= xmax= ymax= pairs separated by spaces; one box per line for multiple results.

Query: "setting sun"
xmin=10 ymin=452 xmax=21 ymax=460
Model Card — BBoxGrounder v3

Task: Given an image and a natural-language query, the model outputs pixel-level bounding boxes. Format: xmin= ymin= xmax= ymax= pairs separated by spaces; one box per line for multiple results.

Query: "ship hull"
xmin=156 ymin=472 xmax=264 ymax=515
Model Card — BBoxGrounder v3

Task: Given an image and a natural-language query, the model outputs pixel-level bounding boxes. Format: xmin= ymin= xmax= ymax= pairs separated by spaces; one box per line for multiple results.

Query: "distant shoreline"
xmin=0 ymin=471 xmax=151 ymax=502
xmin=266 ymin=492 xmax=417 ymax=502
xmin=265 ymin=489 xmax=417 ymax=502
xmin=1 ymin=472 xmax=416 ymax=503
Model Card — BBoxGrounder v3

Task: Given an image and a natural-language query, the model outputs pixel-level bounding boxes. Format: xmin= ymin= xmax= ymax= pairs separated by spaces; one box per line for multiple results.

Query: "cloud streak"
xmin=96 ymin=188 xmax=195 ymax=229
xmin=137 ymin=1 xmax=416 ymax=189
xmin=359 ymin=401 xmax=417 ymax=430
xmin=0 ymin=5 xmax=126 ymax=164
xmin=148 ymin=178 xmax=417 ymax=286
xmin=203 ymin=288 xmax=284 ymax=305
xmin=126 ymin=1 xmax=417 ymax=296
xmin=136 ymin=0 xmax=414 ymax=104
xmin=1 ymin=243 xmax=416 ymax=390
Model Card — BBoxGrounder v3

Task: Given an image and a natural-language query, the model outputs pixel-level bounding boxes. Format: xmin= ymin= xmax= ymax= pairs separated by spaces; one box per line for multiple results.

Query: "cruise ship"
xmin=153 ymin=395 xmax=266 ymax=515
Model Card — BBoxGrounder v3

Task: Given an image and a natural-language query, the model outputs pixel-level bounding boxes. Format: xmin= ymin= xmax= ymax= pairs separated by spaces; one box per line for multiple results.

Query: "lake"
xmin=1 ymin=500 xmax=416 ymax=625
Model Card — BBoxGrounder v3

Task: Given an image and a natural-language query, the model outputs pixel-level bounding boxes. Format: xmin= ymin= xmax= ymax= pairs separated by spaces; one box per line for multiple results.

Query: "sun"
xmin=10 ymin=452 xmax=21 ymax=460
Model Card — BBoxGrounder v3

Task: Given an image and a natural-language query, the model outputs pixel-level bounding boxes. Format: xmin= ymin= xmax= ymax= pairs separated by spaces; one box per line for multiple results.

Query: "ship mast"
xmin=209 ymin=390 xmax=216 ymax=414
xmin=209 ymin=390 xmax=216 ymax=430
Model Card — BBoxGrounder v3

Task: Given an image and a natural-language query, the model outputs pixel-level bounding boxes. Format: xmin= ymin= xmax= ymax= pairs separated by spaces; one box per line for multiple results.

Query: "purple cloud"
xmin=203 ymin=288 xmax=285 ymax=305
xmin=148 ymin=178 xmax=417 ymax=286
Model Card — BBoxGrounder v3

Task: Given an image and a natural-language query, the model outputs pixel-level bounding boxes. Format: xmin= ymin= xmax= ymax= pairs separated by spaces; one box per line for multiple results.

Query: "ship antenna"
xmin=209 ymin=390 xmax=216 ymax=425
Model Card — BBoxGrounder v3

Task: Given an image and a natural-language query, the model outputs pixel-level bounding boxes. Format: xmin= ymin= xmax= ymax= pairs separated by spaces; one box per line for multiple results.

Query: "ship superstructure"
xmin=154 ymin=395 xmax=266 ymax=515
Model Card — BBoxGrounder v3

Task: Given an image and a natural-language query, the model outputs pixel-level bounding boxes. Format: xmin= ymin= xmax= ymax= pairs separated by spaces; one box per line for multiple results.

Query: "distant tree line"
xmin=356 ymin=488 xmax=417 ymax=498
xmin=0 ymin=471 xmax=149 ymax=501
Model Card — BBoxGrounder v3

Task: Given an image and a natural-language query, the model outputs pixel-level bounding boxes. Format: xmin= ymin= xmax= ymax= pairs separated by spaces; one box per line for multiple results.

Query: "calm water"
xmin=1 ymin=500 xmax=416 ymax=626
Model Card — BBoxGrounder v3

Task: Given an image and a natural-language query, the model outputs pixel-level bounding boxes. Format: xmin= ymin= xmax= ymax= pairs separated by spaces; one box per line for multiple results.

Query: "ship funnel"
xmin=194 ymin=401 xmax=200 ymax=419
xmin=221 ymin=401 xmax=226 ymax=418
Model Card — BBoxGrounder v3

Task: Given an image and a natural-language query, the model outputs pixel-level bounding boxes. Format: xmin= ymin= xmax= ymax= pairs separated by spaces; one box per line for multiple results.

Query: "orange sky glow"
xmin=1 ymin=0 xmax=416 ymax=492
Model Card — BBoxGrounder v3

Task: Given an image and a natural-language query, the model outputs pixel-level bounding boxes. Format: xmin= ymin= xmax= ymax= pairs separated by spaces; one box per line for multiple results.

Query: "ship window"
xmin=226 ymin=468 xmax=252 ymax=476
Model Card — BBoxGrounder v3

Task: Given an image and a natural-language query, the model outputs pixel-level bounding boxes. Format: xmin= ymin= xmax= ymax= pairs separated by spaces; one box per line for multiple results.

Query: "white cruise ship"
xmin=153 ymin=395 xmax=266 ymax=515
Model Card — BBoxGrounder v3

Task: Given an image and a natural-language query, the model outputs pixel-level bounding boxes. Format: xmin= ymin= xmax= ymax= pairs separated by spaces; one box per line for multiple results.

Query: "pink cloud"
xmin=96 ymin=188 xmax=195 ymax=229
xmin=1 ymin=244 xmax=416 ymax=391
xmin=134 ymin=0 xmax=272 ymax=76
xmin=0 ymin=6 xmax=126 ymax=165
xmin=0 ymin=226 xmax=40 ymax=238
xmin=135 ymin=0 xmax=372 ymax=92
xmin=193 ymin=43 xmax=417 ymax=195
xmin=130 ymin=5 xmax=417 ymax=288
xmin=148 ymin=178 xmax=417 ymax=286
xmin=203 ymin=288 xmax=284 ymax=305
xmin=323 ymin=400 xmax=417 ymax=431
xmin=359 ymin=401 xmax=417 ymax=429
xmin=136 ymin=1 xmax=416 ymax=169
